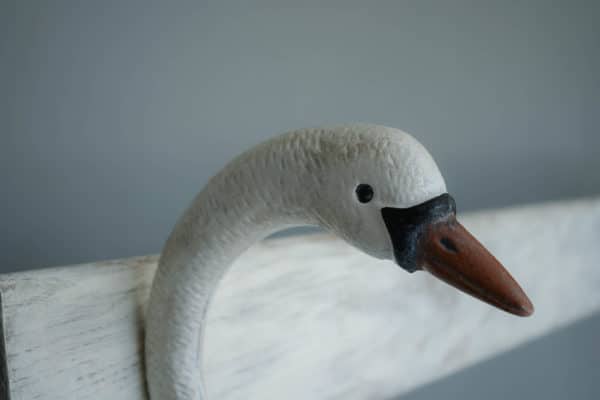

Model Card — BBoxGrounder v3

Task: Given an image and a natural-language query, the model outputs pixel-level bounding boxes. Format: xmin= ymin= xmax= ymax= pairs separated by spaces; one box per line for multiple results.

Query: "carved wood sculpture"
xmin=144 ymin=125 xmax=533 ymax=399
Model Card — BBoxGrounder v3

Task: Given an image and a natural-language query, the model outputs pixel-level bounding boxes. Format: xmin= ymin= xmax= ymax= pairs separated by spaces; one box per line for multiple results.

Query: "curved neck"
xmin=145 ymin=143 xmax=316 ymax=399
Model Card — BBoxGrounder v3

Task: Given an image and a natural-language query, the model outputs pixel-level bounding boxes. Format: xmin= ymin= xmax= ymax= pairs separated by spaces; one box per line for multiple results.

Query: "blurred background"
xmin=2 ymin=1 xmax=599 ymax=398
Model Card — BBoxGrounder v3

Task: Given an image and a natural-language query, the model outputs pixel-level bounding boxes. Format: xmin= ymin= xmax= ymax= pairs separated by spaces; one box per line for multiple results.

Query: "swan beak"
xmin=381 ymin=194 xmax=534 ymax=317
xmin=418 ymin=216 xmax=534 ymax=317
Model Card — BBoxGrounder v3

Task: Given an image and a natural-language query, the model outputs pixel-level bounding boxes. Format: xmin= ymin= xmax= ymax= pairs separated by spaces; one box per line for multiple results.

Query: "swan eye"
xmin=355 ymin=184 xmax=374 ymax=203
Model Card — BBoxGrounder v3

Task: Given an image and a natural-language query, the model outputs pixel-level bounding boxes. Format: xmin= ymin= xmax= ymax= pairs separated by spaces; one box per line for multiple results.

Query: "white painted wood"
xmin=2 ymin=197 xmax=600 ymax=400
xmin=145 ymin=124 xmax=450 ymax=400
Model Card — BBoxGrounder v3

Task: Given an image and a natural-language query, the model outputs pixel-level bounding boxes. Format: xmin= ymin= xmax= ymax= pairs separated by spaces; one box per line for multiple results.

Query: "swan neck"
xmin=145 ymin=151 xmax=313 ymax=400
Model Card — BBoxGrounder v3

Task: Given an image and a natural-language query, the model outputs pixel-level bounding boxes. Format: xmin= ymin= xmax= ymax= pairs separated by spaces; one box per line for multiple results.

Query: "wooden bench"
xmin=2 ymin=197 xmax=600 ymax=399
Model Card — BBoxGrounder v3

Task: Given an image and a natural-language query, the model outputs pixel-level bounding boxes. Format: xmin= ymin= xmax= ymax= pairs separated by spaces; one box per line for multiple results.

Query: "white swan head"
xmin=146 ymin=124 xmax=534 ymax=400
xmin=285 ymin=124 xmax=533 ymax=316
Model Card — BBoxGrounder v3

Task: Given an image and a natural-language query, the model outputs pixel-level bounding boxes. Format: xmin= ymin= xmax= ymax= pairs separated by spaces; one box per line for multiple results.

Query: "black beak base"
xmin=381 ymin=193 xmax=456 ymax=273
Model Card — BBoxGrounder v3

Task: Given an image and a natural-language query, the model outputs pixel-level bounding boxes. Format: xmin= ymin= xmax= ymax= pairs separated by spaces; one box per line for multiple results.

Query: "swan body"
xmin=145 ymin=124 xmax=532 ymax=400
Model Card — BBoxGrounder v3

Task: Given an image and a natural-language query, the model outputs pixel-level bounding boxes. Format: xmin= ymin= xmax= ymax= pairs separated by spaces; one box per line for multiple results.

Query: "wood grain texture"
xmin=1 ymin=197 xmax=600 ymax=400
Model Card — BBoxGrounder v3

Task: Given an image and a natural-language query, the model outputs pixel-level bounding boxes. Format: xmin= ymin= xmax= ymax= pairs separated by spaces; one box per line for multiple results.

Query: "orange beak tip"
xmin=515 ymin=297 xmax=535 ymax=317
xmin=420 ymin=218 xmax=536 ymax=319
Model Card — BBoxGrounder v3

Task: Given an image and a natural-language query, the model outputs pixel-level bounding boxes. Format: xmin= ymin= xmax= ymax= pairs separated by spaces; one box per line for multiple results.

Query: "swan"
xmin=145 ymin=124 xmax=533 ymax=400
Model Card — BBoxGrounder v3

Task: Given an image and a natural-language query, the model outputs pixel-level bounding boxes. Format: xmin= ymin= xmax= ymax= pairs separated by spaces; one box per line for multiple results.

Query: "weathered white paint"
xmin=145 ymin=125 xmax=448 ymax=399
xmin=2 ymin=197 xmax=600 ymax=400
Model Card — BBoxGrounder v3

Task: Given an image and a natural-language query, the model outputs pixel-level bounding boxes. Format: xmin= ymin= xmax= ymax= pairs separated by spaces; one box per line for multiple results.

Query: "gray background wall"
xmin=2 ymin=1 xmax=600 ymax=399
xmin=2 ymin=0 xmax=599 ymax=272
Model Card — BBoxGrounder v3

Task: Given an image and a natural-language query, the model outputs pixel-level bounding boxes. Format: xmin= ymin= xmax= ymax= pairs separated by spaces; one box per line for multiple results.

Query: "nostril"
xmin=440 ymin=237 xmax=458 ymax=253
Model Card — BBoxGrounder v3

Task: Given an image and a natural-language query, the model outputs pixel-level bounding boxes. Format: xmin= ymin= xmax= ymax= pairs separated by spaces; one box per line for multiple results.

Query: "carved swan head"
xmin=146 ymin=124 xmax=533 ymax=400
xmin=292 ymin=125 xmax=447 ymax=263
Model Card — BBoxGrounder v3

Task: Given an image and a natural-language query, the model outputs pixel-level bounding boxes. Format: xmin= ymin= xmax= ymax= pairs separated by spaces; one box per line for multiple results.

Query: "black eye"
xmin=355 ymin=184 xmax=374 ymax=203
